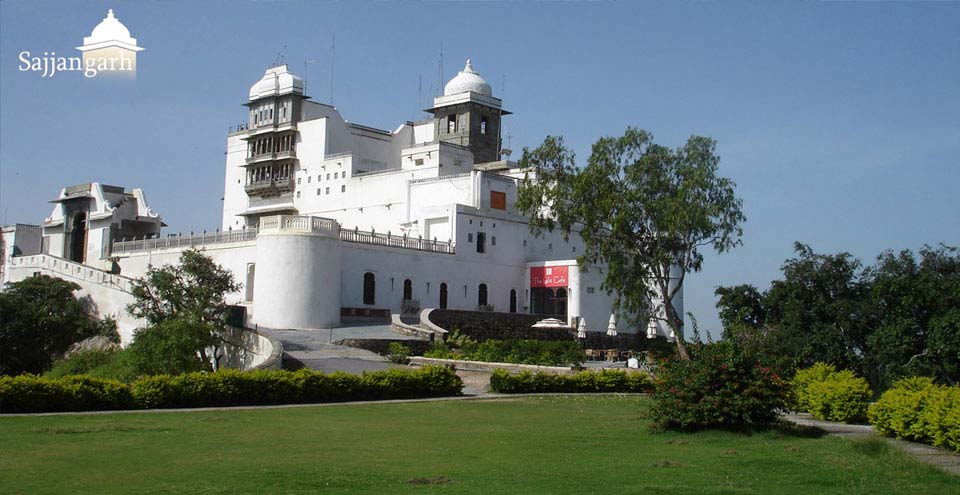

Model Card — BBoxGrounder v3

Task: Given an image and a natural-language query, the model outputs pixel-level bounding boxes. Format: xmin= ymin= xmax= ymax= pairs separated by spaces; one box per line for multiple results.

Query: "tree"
xmin=516 ymin=128 xmax=745 ymax=360
xmin=0 ymin=275 xmax=103 ymax=375
xmin=716 ymin=243 xmax=960 ymax=390
xmin=127 ymin=250 xmax=240 ymax=365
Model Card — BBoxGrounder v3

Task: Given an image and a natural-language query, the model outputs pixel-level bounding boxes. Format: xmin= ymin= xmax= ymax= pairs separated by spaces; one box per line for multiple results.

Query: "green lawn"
xmin=1 ymin=395 xmax=956 ymax=494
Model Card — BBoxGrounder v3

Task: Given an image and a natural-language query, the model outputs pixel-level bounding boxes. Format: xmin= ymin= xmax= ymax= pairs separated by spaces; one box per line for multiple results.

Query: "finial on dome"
xmin=464 ymin=59 xmax=474 ymax=73
xmin=107 ymin=9 xmax=115 ymax=18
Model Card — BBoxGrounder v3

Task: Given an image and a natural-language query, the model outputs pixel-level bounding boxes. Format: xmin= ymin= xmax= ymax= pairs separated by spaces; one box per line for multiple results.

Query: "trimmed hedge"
xmin=0 ymin=365 xmax=462 ymax=413
xmin=426 ymin=339 xmax=585 ymax=366
xmin=869 ymin=377 xmax=960 ymax=452
xmin=489 ymin=369 xmax=654 ymax=394
xmin=790 ymin=363 xmax=872 ymax=423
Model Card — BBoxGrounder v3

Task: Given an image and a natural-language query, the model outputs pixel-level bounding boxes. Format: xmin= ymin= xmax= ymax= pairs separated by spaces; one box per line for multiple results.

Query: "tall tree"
xmin=0 ymin=275 xmax=105 ymax=375
xmin=127 ymin=249 xmax=240 ymax=365
xmin=516 ymin=128 xmax=745 ymax=360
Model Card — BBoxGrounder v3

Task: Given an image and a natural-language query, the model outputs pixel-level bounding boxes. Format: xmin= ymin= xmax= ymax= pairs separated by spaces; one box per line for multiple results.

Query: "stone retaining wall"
xmin=425 ymin=309 xmax=574 ymax=341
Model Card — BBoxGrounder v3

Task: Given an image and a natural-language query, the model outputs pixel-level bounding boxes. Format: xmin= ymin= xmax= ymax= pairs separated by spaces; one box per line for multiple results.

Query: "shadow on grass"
xmin=648 ymin=419 xmax=828 ymax=439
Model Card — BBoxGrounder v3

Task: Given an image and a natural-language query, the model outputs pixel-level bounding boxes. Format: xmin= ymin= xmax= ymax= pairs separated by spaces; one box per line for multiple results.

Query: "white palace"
xmin=1 ymin=60 xmax=680 ymax=344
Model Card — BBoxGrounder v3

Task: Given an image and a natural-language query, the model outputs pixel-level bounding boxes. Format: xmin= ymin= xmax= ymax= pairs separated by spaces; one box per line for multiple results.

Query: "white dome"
xmin=84 ymin=9 xmax=137 ymax=46
xmin=444 ymin=59 xmax=492 ymax=97
xmin=249 ymin=65 xmax=304 ymax=100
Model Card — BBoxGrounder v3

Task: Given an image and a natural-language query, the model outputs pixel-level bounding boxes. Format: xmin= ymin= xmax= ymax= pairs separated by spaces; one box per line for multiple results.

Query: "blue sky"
xmin=1 ymin=1 xmax=958 ymax=336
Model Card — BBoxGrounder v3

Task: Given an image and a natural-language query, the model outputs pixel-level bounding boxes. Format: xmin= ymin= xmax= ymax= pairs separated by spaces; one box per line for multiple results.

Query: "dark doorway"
xmin=531 ymin=287 xmax=568 ymax=317
xmin=509 ymin=289 xmax=517 ymax=313
xmin=363 ymin=272 xmax=376 ymax=305
xmin=478 ymin=283 xmax=488 ymax=307
xmin=439 ymin=283 xmax=448 ymax=309
xmin=69 ymin=212 xmax=87 ymax=263
xmin=403 ymin=279 xmax=413 ymax=301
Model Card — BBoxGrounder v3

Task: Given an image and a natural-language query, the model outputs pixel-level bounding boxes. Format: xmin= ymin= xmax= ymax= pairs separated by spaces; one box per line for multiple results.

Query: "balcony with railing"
xmin=340 ymin=227 xmax=455 ymax=254
xmin=244 ymin=148 xmax=296 ymax=165
xmin=112 ymin=228 xmax=259 ymax=254
xmin=110 ymin=216 xmax=455 ymax=256
xmin=244 ymin=176 xmax=295 ymax=196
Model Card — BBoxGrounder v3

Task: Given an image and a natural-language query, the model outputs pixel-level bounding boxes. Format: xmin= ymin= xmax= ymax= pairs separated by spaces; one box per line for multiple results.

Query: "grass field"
xmin=1 ymin=395 xmax=957 ymax=494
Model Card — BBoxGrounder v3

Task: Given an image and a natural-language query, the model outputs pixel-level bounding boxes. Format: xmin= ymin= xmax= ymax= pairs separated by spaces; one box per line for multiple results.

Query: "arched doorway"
xmin=509 ymin=289 xmax=517 ymax=313
xmin=69 ymin=212 xmax=87 ymax=263
xmin=439 ymin=283 xmax=448 ymax=309
xmin=478 ymin=283 xmax=488 ymax=307
xmin=403 ymin=279 xmax=413 ymax=301
xmin=363 ymin=272 xmax=375 ymax=304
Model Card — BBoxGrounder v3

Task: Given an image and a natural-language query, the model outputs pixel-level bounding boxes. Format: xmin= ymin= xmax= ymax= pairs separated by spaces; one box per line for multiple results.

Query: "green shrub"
xmin=869 ymin=377 xmax=960 ymax=452
xmin=0 ymin=366 xmax=462 ymax=413
xmin=489 ymin=369 xmax=654 ymax=394
xmin=47 ymin=350 xmax=120 ymax=378
xmin=0 ymin=374 xmax=133 ymax=413
xmin=387 ymin=342 xmax=410 ymax=364
xmin=649 ymin=342 xmax=787 ymax=431
xmin=790 ymin=363 xmax=872 ymax=423
xmin=426 ymin=339 xmax=585 ymax=366
xmin=127 ymin=319 xmax=214 ymax=376
xmin=805 ymin=371 xmax=872 ymax=423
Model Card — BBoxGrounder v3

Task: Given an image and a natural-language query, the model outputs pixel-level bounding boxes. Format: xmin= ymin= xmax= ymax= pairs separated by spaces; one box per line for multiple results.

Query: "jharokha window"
xmin=490 ymin=191 xmax=506 ymax=210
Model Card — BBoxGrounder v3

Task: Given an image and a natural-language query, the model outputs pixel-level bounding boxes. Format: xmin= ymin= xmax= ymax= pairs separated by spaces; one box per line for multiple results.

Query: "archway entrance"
xmin=439 ymin=283 xmax=448 ymax=309
xmin=509 ymin=289 xmax=517 ymax=313
xmin=69 ymin=212 xmax=87 ymax=263
xmin=403 ymin=279 xmax=413 ymax=301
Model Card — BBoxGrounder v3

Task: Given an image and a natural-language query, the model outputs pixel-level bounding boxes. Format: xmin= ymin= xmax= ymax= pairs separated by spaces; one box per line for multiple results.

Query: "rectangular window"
xmin=316 ymin=188 xmax=321 ymax=196
xmin=415 ymin=158 xmax=424 ymax=166
xmin=317 ymin=175 xmax=321 ymax=182
xmin=341 ymin=185 xmax=346 ymax=193
xmin=490 ymin=191 xmax=507 ymax=210
xmin=297 ymin=177 xmax=301 ymax=185
xmin=492 ymin=236 xmax=496 ymax=246
xmin=334 ymin=172 xmax=338 ymax=179
xmin=481 ymin=116 xmax=488 ymax=135
xmin=296 ymin=191 xmax=301 ymax=198
xmin=307 ymin=176 xmax=311 ymax=183
xmin=326 ymin=173 xmax=331 ymax=180
xmin=326 ymin=187 xmax=330 ymax=195
xmin=467 ymin=233 xmax=473 ymax=243
xmin=447 ymin=114 xmax=456 ymax=133
xmin=476 ymin=232 xmax=486 ymax=253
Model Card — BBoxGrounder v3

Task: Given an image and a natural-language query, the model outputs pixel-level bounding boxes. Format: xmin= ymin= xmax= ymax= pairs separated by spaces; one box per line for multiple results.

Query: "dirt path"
xmin=784 ymin=413 xmax=960 ymax=476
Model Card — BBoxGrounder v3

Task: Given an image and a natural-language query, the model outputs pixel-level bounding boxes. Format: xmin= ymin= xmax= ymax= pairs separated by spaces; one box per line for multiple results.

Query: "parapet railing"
xmin=110 ymin=216 xmax=455 ymax=255
xmin=339 ymin=227 xmax=454 ymax=254
xmin=8 ymin=254 xmax=135 ymax=293
xmin=258 ymin=215 xmax=339 ymax=235
xmin=112 ymin=229 xmax=259 ymax=254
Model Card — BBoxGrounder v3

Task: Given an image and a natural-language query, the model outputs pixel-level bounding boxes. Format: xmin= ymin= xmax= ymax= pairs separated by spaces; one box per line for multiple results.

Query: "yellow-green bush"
xmin=790 ymin=363 xmax=872 ymax=423
xmin=789 ymin=362 xmax=837 ymax=411
xmin=805 ymin=371 xmax=872 ymax=423
xmin=869 ymin=378 xmax=960 ymax=452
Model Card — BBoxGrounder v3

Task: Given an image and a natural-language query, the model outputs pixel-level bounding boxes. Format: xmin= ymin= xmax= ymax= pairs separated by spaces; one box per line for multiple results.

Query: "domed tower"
xmin=240 ymin=65 xmax=306 ymax=225
xmin=425 ymin=60 xmax=511 ymax=164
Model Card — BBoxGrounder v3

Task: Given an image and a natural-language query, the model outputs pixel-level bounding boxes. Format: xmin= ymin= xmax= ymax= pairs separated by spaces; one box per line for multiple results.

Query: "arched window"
xmin=509 ymin=289 xmax=517 ymax=313
xmin=439 ymin=283 xmax=448 ymax=309
xmin=363 ymin=272 xmax=375 ymax=305
xmin=69 ymin=212 xmax=87 ymax=263
xmin=403 ymin=279 xmax=413 ymax=301
xmin=478 ymin=283 xmax=488 ymax=307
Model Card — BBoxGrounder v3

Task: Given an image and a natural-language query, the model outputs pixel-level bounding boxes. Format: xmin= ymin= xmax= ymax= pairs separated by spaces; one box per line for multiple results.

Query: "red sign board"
xmin=530 ymin=266 xmax=569 ymax=288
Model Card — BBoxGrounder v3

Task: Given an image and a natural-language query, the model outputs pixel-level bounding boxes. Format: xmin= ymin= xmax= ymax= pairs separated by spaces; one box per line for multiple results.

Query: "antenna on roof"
xmin=329 ymin=34 xmax=336 ymax=105
xmin=417 ymin=74 xmax=422 ymax=119
xmin=437 ymin=41 xmax=444 ymax=97
xmin=304 ymin=58 xmax=322 ymax=95
xmin=275 ymin=44 xmax=288 ymax=67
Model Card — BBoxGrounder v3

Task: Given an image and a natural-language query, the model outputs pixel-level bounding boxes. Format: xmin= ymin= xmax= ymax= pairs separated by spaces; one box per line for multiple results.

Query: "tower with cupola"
xmin=426 ymin=60 xmax=511 ymax=164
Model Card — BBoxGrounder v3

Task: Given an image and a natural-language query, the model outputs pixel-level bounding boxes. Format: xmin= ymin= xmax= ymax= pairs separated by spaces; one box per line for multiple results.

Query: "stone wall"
xmin=426 ymin=309 xmax=574 ymax=341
